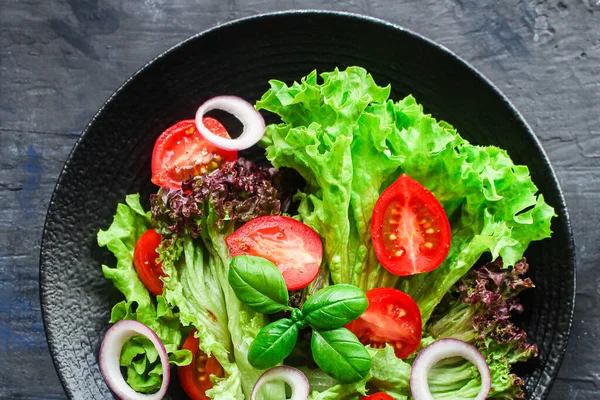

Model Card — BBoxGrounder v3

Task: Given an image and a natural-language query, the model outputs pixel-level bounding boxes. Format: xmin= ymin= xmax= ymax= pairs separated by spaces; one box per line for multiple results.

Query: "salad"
xmin=97 ymin=66 xmax=554 ymax=400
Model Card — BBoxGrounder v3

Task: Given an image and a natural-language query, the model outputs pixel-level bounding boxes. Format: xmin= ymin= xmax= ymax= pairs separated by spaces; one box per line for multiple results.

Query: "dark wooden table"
xmin=1 ymin=0 xmax=598 ymax=399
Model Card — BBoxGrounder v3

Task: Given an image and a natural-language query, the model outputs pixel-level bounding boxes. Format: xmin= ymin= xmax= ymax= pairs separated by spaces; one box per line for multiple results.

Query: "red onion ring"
xmin=195 ymin=95 xmax=265 ymax=151
xmin=99 ymin=320 xmax=170 ymax=400
xmin=250 ymin=366 xmax=310 ymax=400
xmin=410 ymin=338 xmax=491 ymax=400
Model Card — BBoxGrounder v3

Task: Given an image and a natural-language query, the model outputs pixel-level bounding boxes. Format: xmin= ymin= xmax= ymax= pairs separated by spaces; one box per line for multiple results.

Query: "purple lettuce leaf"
xmin=150 ymin=158 xmax=288 ymax=237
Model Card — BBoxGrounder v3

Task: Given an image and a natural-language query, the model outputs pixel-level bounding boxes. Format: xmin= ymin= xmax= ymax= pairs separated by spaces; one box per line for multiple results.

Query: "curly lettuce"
xmin=256 ymin=66 xmax=554 ymax=324
xmin=97 ymin=194 xmax=190 ymax=393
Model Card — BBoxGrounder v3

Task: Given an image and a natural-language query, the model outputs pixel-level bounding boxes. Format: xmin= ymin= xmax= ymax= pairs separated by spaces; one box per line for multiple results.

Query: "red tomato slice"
xmin=151 ymin=118 xmax=237 ymax=190
xmin=362 ymin=393 xmax=394 ymax=400
xmin=225 ymin=216 xmax=323 ymax=291
xmin=179 ymin=330 xmax=224 ymax=400
xmin=133 ymin=229 xmax=165 ymax=296
xmin=371 ymin=174 xmax=451 ymax=276
xmin=346 ymin=288 xmax=422 ymax=359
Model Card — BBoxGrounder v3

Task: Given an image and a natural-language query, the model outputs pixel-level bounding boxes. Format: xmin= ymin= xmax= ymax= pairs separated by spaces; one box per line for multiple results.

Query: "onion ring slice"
xmin=99 ymin=320 xmax=170 ymax=400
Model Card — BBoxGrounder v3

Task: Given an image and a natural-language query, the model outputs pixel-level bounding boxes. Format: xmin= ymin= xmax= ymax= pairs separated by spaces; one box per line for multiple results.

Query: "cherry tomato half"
xmin=371 ymin=174 xmax=451 ymax=276
xmin=362 ymin=393 xmax=394 ymax=400
xmin=179 ymin=330 xmax=225 ymax=400
xmin=133 ymin=229 xmax=165 ymax=296
xmin=151 ymin=118 xmax=237 ymax=190
xmin=225 ymin=216 xmax=323 ymax=291
xmin=346 ymin=288 xmax=422 ymax=359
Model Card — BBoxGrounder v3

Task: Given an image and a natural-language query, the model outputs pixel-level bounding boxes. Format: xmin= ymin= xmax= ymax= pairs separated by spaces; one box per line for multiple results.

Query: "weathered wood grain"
xmin=1 ymin=0 xmax=598 ymax=398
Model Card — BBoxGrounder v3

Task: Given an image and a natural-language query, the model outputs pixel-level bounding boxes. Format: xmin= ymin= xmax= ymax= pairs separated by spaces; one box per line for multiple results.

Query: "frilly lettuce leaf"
xmin=257 ymin=67 xmax=554 ymax=325
xmin=98 ymin=194 xmax=189 ymax=394
xmin=258 ymin=67 xmax=389 ymax=289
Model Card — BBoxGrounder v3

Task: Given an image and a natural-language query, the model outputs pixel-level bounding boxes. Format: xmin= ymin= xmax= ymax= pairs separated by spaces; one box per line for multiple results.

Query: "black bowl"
xmin=40 ymin=10 xmax=575 ymax=400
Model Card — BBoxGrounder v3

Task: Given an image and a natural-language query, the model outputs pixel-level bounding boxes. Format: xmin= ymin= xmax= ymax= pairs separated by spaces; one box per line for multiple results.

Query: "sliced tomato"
xmin=133 ymin=229 xmax=165 ymax=296
xmin=179 ymin=330 xmax=224 ymax=400
xmin=151 ymin=118 xmax=238 ymax=190
xmin=371 ymin=174 xmax=451 ymax=276
xmin=346 ymin=288 xmax=422 ymax=359
xmin=225 ymin=216 xmax=323 ymax=291
xmin=361 ymin=393 xmax=394 ymax=400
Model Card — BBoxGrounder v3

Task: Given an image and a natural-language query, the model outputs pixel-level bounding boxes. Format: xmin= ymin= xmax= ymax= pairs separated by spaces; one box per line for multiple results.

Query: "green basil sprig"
xmin=228 ymin=255 xmax=371 ymax=382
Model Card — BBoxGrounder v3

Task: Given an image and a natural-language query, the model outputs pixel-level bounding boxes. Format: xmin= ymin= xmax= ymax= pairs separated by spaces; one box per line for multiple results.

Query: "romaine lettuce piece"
xmin=158 ymin=236 xmax=244 ymax=398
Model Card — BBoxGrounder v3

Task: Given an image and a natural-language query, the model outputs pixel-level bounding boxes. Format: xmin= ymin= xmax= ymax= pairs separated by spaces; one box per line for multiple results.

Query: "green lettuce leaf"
xmin=257 ymin=67 xmax=390 ymax=288
xmin=257 ymin=67 xmax=554 ymax=325
xmin=98 ymin=194 xmax=189 ymax=394
xmin=390 ymin=100 xmax=555 ymax=321
xmin=158 ymin=236 xmax=244 ymax=398
xmin=202 ymin=207 xmax=284 ymax=399
xmin=98 ymin=194 xmax=152 ymax=306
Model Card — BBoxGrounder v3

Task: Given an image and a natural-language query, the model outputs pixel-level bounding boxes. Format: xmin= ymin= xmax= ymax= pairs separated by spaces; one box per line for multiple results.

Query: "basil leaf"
xmin=228 ymin=255 xmax=290 ymax=314
xmin=248 ymin=318 xmax=299 ymax=369
xmin=311 ymin=327 xmax=372 ymax=383
xmin=302 ymin=284 xmax=368 ymax=329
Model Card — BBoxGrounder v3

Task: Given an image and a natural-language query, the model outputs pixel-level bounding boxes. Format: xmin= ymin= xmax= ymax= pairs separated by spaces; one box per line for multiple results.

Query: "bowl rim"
xmin=39 ymin=9 xmax=576 ymax=399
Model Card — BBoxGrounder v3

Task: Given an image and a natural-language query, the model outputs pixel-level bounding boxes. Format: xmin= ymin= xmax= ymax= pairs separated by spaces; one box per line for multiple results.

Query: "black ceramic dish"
xmin=40 ymin=10 xmax=575 ymax=400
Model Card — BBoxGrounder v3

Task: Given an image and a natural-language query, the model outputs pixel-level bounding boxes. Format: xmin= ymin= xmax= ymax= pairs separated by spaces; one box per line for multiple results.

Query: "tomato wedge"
xmin=225 ymin=216 xmax=323 ymax=291
xmin=371 ymin=174 xmax=451 ymax=276
xmin=362 ymin=393 xmax=394 ymax=400
xmin=346 ymin=288 xmax=422 ymax=359
xmin=151 ymin=118 xmax=238 ymax=190
xmin=179 ymin=330 xmax=224 ymax=400
xmin=133 ymin=229 xmax=165 ymax=296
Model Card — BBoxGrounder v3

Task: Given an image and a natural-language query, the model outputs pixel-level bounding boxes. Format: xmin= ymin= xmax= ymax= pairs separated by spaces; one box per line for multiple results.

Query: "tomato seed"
xmin=394 ymin=249 xmax=405 ymax=257
xmin=425 ymin=228 xmax=434 ymax=234
xmin=423 ymin=242 xmax=433 ymax=249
